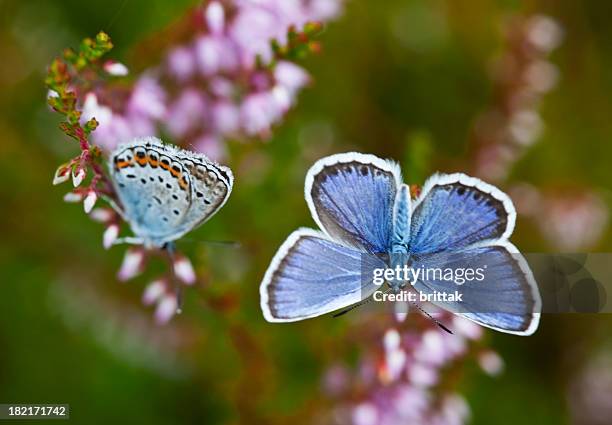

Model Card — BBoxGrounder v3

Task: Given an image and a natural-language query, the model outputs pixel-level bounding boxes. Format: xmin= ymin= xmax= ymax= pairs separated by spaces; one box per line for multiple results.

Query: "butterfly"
xmin=108 ymin=137 xmax=233 ymax=249
xmin=260 ymin=152 xmax=541 ymax=335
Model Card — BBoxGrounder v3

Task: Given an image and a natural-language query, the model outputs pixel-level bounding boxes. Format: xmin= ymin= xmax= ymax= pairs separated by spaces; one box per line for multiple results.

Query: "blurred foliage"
xmin=1 ymin=0 xmax=612 ymax=424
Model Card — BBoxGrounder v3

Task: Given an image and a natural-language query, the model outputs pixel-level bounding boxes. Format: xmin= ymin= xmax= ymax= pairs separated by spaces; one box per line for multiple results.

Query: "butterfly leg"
xmin=113 ymin=236 xmax=145 ymax=245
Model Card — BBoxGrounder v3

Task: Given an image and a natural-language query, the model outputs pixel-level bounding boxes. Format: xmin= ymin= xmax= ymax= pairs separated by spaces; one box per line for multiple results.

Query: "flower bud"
xmin=102 ymin=224 xmax=119 ymax=249
xmin=103 ymin=60 xmax=129 ymax=76
xmin=142 ymin=280 xmax=166 ymax=306
xmin=89 ymin=208 xmax=114 ymax=223
xmin=52 ymin=164 xmax=71 ymax=185
xmin=63 ymin=192 xmax=84 ymax=203
xmin=83 ymin=190 xmax=97 ymax=213
xmin=173 ymin=255 xmax=196 ymax=285
xmin=72 ymin=167 xmax=86 ymax=187
xmin=155 ymin=294 xmax=178 ymax=324
xmin=117 ymin=248 xmax=145 ymax=281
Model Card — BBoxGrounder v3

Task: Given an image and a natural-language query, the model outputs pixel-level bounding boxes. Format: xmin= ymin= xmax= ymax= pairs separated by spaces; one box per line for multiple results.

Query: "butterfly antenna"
xmin=410 ymin=301 xmax=453 ymax=334
xmin=333 ymin=287 xmax=393 ymax=318
xmin=179 ymin=238 xmax=241 ymax=248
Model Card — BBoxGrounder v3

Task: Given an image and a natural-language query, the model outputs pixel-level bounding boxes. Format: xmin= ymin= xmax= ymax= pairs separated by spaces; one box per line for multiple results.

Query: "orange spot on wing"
xmin=115 ymin=160 xmax=132 ymax=169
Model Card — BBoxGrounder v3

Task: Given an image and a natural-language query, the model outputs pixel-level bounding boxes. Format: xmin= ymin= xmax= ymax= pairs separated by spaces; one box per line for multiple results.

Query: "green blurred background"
xmin=1 ymin=0 xmax=611 ymax=424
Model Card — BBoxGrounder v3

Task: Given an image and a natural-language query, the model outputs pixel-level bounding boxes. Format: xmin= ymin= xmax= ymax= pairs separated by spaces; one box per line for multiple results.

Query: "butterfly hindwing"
xmin=260 ymin=228 xmax=385 ymax=321
xmin=410 ymin=243 xmax=541 ymax=335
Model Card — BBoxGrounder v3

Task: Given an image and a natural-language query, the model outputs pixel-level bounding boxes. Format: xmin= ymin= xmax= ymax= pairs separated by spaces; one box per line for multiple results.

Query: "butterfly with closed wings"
xmin=108 ymin=136 xmax=233 ymax=249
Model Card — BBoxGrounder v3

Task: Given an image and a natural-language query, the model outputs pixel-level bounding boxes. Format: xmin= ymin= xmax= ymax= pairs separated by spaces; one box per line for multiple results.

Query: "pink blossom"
xmin=205 ymin=1 xmax=225 ymax=35
xmin=117 ymin=248 xmax=145 ymax=281
xmin=127 ymin=75 xmax=166 ymax=119
xmin=166 ymin=89 xmax=208 ymax=138
xmin=63 ymin=192 xmax=83 ymax=203
xmin=274 ymin=60 xmax=311 ymax=94
xmin=72 ymin=167 xmax=86 ymax=187
xmin=167 ymin=47 xmax=196 ymax=81
xmin=478 ymin=351 xmax=504 ymax=376
xmin=155 ymin=293 xmax=178 ymax=324
xmin=212 ymin=101 xmax=240 ymax=134
xmin=52 ymin=164 xmax=71 ymax=185
xmin=103 ymin=60 xmax=129 ymax=76
xmin=142 ymin=280 xmax=166 ymax=305
xmin=103 ymin=224 xmax=119 ymax=249
xmin=83 ymin=190 xmax=98 ymax=213
xmin=89 ymin=208 xmax=114 ymax=223
xmin=194 ymin=134 xmax=226 ymax=160
xmin=173 ymin=255 xmax=197 ymax=285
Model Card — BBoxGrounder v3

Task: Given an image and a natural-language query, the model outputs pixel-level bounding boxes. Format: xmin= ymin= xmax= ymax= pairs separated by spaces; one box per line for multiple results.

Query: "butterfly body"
xmin=260 ymin=152 xmax=541 ymax=335
xmin=108 ymin=137 xmax=233 ymax=248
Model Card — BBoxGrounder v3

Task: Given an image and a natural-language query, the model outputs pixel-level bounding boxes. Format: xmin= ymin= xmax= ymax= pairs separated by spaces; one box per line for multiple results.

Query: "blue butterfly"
xmin=108 ymin=137 xmax=233 ymax=249
xmin=260 ymin=152 xmax=541 ymax=335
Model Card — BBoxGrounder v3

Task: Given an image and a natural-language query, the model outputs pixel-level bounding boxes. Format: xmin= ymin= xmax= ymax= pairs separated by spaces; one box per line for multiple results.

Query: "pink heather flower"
xmin=173 ymin=255 xmax=196 ymax=285
xmin=52 ymin=164 xmax=71 ymax=185
xmin=194 ymin=134 xmax=226 ymax=160
xmin=209 ymin=77 xmax=235 ymax=98
xmin=385 ymin=348 xmax=407 ymax=382
xmin=352 ymin=403 xmax=378 ymax=425
xmin=478 ymin=351 xmax=504 ymax=376
xmin=142 ymin=280 xmax=166 ymax=305
xmin=309 ymin=0 xmax=343 ymax=20
xmin=155 ymin=293 xmax=178 ymax=324
xmin=414 ymin=330 xmax=446 ymax=366
xmin=274 ymin=60 xmax=311 ymax=94
xmin=166 ymin=89 xmax=208 ymax=138
xmin=167 ymin=46 xmax=196 ymax=81
xmin=63 ymin=192 xmax=84 ymax=203
xmin=383 ymin=329 xmax=401 ymax=352
xmin=127 ymin=75 xmax=166 ymax=120
xmin=408 ymin=363 xmax=438 ymax=388
xmin=205 ymin=1 xmax=225 ymax=35
xmin=117 ymin=248 xmax=145 ymax=281
xmin=452 ymin=316 xmax=483 ymax=340
xmin=194 ymin=36 xmax=238 ymax=77
xmin=103 ymin=60 xmax=129 ymax=76
xmin=212 ymin=101 xmax=240 ymax=135
xmin=230 ymin=5 xmax=281 ymax=66
xmin=103 ymin=224 xmax=120 ymax=249
xmin=83 ymin=190 xmax=97 ymax=213
xmin=195 ymin=36 xmax=224 ymax=76
xmin=241 ymin=91 xmax=284 ymax=136
xmin=89 ymin=208 xmax=114 ymax=223
xmin=81 ymin=92 xmax=113 ymax=129
xmin=72 ymin=167 xmax=86 ymax=187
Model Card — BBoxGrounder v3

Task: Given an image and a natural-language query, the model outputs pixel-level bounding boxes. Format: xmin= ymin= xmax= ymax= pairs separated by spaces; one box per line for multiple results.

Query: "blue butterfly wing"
xmin=411 ymin=243 xmax=540 ymax=335
xmin=409 ymin=173 xmax=515 ymax=253
xmin=408 ymin=173 xmax=540 ymax=334
xmin=306 ymin=153 xmax=401 ymax=254
xmin=260 ymin=228 xmax=386 ymax=321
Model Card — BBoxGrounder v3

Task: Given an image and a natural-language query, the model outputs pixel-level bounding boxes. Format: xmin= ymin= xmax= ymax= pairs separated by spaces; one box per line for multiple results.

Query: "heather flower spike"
xmin=47 ymin=1 xmax=343 ymax=323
